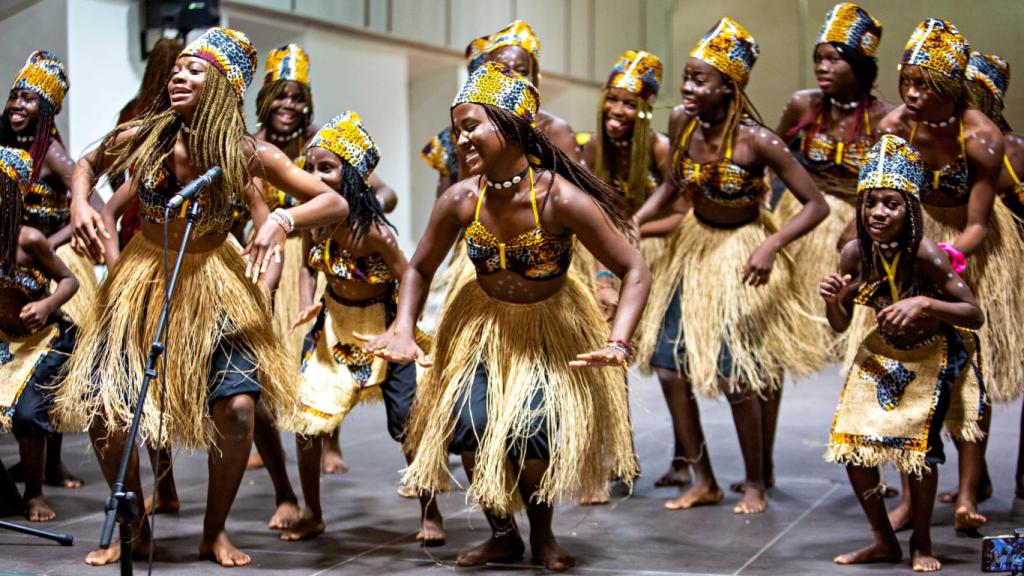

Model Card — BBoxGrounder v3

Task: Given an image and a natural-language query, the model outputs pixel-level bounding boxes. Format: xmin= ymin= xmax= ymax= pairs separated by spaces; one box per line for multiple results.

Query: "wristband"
xmin=595 ymin=270 xmax=614 ymax=282
xmin=937 ymin=242 xmax=967 ymax=274
xmin=270 ymin=207 xmax=295 ymax=234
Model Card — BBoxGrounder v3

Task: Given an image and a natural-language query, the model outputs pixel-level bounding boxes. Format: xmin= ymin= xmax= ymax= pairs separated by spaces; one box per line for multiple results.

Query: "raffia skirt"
xmin=635 ymin=211 xmax=829 ymax=396
xmin=826 ymin=326 xmax=985 ymax=476
xmin=0 ymin=317 xmax=74 ymax=432
xmin=402 ymin=276 xmax=638 ymax=515
xmin=54 ymin=244 xmax=98 ymax=327
xmin=53 ymin=234 xmax=297 ymax=451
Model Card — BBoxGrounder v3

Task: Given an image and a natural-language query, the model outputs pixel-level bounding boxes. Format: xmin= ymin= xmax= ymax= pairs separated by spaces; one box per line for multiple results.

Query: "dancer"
xmin=822 ymin=134 xmax=984 ymax=573
xmin=274 ymin=111 xmax=443 ymax=543
xmin=633 ymin=17 xmax=829 ymax=515
xmin=362 ymin=62 xmax=647 ymax=571
xmin=54 ymin=28 xmax=347 ymax=567
xmin=877 ymin=19 xmax=1017 ymax=533
xmin=0 ymin=147 xmax=78 ymax=521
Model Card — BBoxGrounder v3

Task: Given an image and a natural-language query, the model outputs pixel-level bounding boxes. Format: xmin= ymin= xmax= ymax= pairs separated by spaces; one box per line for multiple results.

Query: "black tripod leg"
xmin=0 ymin=519 xmax=73 ymax=545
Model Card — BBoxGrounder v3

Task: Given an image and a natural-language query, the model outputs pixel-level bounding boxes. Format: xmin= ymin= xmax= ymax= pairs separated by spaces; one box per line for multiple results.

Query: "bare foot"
xmin=456 ymin=532 xmax=525 ymax=567
xmin=44 ymin=462 xmax=84 ymax=489
xmin=397 ymin=483 xmax=418 ymax=499
xmin=888 ymin=500 xmax=912 ymax=531
xmin=733 ymin=483 xmax=767 ymax=515
xmin=279 ymin=515 xmax=325 ymax=541
xmin=579 ymin=484 xmax=610 ymax=506
xmin=144 ymin=493 xmax=181 ymax=515
xmin=654 ymin=463 xmax=692 ymax=488
xmin=268 ymin=500 xmax=302 ymax=530
xmin=531 ymin=536 xmax=575 ymax=572
xmin=730 ymin=474 xmax=775 ymax=493
xmin=246 ymin=450 xmax=264 ymax=470
xmin=912 ymin=549 xmax=941 ymax=572
xmin=954 ymin=505 xmax=987 ymax=531
xmin=939 ymin=480 xmax=992 ymax=504
xmin=199 ymin=531 xmax=251 ymax=567
xmin=833 ymin=541 xmax=902 ymax=565
xmin=84 ymin=536 xmax=152 ymax=565
xmin=321 ymin=449 xmax=348 ymax=475
xmin=417 ymin=511 xmax=445 ymax=547
xmin=664 ymin=483 xmax=724 ymax=510
xmin=25 ymin=495 xmax=56 ymax=522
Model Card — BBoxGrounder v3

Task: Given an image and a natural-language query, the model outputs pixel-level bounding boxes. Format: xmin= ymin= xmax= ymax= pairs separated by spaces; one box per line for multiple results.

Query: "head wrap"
xmin=11 ymin=51 xmax=69 ymax=113
xmin=452 ymin=61 xmax=540 ymax=125
xmin=966 ymin=52 xmax=1010 ymax=103
xmin=816 ymin=3 xmax=882 ymax=57
xmin=0 ymin=146 xmax=32 ymax=194
xmin=307 ymin=111 xmax=380 ymax=182
xmin=901 ymin=18 xmax=969 ymax=81
xmin=484 ymin=20 xmax=541 ymax=69
xmin=606 ymin=50 xmax=663 ymax=104
xmin=858 ymin=135 xmax=925 ymax=197
xmin=690 ymin=17 xmax=759 ymax=88
xmin=179 ymin=27 xmax=258 ymax=101
xmin=465 ymin=36 xmax=490 ymax=76
xmin=263 ymin=44 xmax=310 ymax=87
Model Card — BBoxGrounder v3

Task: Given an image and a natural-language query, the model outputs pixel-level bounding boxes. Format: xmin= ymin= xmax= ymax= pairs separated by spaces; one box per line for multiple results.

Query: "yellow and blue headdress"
xmin=0 ymin=146 xmax=33 ymax=194
xmin=484 ymin=20 xmax=541 ymax=69
xmin=690 ymin=17 xmax=759 ymax=89
xmin=606 ymin=50 xmax=663 ymax=104
xmin=263 ymin=44 xmax=310 ymax=87
xmin=858 ymin=135 xmax=924 ymax=197
xmin=452 ymin=61 xmax=540 ymax=126
xmin=465 ymin=36 xmax=490 ymax=76
xmin=306 ymin=111 xmax=380 ymax=182
xmin=180 ymin=27 xmax=258 ymax=101
xmin=12 ymin=51 xmax=68 ymax=113
xmin=966 ymin=52 xmax=1009 ymax=103
xmin=816 ymin=3 xmax=882 ymax=57
xmin=901 ymin=18 xmax=969 ymax=81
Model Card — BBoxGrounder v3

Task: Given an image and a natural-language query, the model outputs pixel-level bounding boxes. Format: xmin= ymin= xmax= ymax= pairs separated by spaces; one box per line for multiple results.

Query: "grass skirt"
xmin=53 ymin=234 xmax=297 ymax=451
xmin=825 ymin=326 xmax=984 ymax=476
xmin=271 ymin=235 xmax=310 ymax=370
xmin=0 ymin=320 xmax=68 ymax=432
xmin=402 ymin=277 xmax=638 ymax=515
xmin=635 ymin=211 xmax=829 ymax=395
xmin=55 ymin=243 xmax=98 ymax=327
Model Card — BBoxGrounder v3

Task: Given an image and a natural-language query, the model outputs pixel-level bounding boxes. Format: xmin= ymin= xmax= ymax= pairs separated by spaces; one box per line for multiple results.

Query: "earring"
xmin=302 ymin=106 xmax=309 ymax=115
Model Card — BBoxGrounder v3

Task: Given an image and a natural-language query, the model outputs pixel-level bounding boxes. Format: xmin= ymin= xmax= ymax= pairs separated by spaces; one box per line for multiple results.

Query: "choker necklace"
xmin=15 ymin=134 xmax=34 ymax=144
xmin=485 ymin=165 xmax=530 ymax=189
xmin=698 ymin=116 xmax=726 ymax=129
xmin=269 ymin=128 xmax=303 ymax=143
xmin=876 ymin=240 xmax=899 ymax=252
xmin=922 ymin=113 xmax=957 ymax=129
xmin=828 ymin=97 xmax=859 ymax=111
xmin=610 ymin=137 xmax=630 ymax=148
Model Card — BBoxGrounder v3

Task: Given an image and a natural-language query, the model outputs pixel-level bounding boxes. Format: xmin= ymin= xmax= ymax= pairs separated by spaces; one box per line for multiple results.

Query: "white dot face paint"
xmin=259 ymin=145 xmax=267 ymax=152
xmin=933 ymin=258 xmax=942 ymax=265
xmin=947 ymin=272 xmax=954 ymax=278
xmin=957 ymin=282 xmax=964 ymax=288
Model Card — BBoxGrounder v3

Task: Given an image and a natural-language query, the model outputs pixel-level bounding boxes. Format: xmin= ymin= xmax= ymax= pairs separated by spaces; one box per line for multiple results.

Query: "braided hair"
xmin=0 ymin=97 xmax=59 ymax=182
xmin=256 ymin=79 xmax=314 ymax=144
xmin=337 ymin=161 xmax=392 ymax=240
xmin=0 ymin=170 xmax=21 ymax=271
xmin=592 ymin=89 xmax=653 ymax=212
xmin=855 ymin=187 xmax=925 ymax=299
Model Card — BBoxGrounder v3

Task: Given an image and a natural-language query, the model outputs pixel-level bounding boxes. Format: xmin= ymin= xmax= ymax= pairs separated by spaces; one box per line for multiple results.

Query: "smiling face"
xmin=899 ymin=64 xmax=950 ymax=121
xmin=167 ymin=56 xmax=209 ymax=114
xmin=5 ymin=89 xmax=39 ymax=133
xmin=681 ymin=57 xmax=732 ymax=117
xmin=452 ymin=103 xmax=509 ymax=175
xmin=813 ymin=43 xmax=858 ymax=97
xmin=269 ymin=80 xmax=307 ymax=134
xmin=488 ymin=46 xmax=537 ymax=86
xmin=303 ymin=146 xmax=343 ymax=192
xmin=861 ymin=188 xmax=907 ymax=244
xmin=603 ymin=87 xmax=639 ymax=140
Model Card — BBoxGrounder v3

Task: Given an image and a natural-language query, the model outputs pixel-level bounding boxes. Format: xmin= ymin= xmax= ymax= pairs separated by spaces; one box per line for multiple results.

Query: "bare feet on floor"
xmin=397 ymin=483 xmax=418 ymax=499
xmin=531 ymin=536 xmax=575 ymax=572
xmin=664 ymin=482 xmax=724 ymax=510
xmin=144 ymin=493 xmax=181 ymax=515
xmin=939 ymin=478 xmax=992 ymax=505
xmin=268 ymin=500 xmax=302 ymax=530
xmin=85 ymin=535 xmax=152 ymax=565
xmin=733 ymin=483 xmax=767 ymax=515
xmin=833 ymin=541 xmax=902 ymax=565
xmin=279 ymin=514 xmax=325 ymax=541
xmin=654 ymin=463 xmax=692 ymax=488
xmin=9 ymin=461 xmax=84 ymax=489
xmin=456 ymin=532 xmax=526 ymax=567
xmin=579 ymin=484 xmax=610 ymax=506
xmin=911 ymin=548 xmax=941 ymax=572
xmin=246 ymin=450 xmax=264 ymax=470
xmin=24 ymin=495 xmax=55 ymax=522
xmin=199 ymin=531 xmax=251 ymax=567
xmin=954 ymin=504 xmax=987 ymax=531
xmin=417 ymin=510 xmax=445 ymax=547
xmin=888 ymin=500 xmax=912 ymax=531
xmin=321 ymin=449 xmax=348 ymax=475
xmin=730 ymin=473 xmax=775 ymax=493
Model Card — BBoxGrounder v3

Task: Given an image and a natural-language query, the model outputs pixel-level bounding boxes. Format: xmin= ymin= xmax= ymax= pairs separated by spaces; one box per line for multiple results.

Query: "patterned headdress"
xmin=306 ymin=111 xmax=380 ymax=182
xmin=901 ymin=18 xmax=969 ymax=81
xmin=816 ymin=3 xmax=882 ymax=57
xmin=11 ymin=51 xmax=69 ymax=113
xmin=858 ymin=135 xmax=925 ymax=197
xmin=263 ymin=44 xmax=310 ymax=87
xmin=966 ymin=52 xmax=1010 ymax=103
xmin=0 ymin=147 xmax=33 ymax=194
xmin=180 ymin=27 xmax=258 ymax=101
xmin=484 ymin=20 xmax=541 ymax=69
xmin=465 ymin=36 xmax=490 ymax=75
xmin=690 ymin=17 xmax=759 ymax=88
xmin=452 ymin=61 xmax=540 ymax=126
xmin=606 ymin=50 xmax=663 ymax=104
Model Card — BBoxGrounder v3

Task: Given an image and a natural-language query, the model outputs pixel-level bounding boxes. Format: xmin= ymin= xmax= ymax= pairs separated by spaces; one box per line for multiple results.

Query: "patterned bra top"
xmin=0 ymin=264 xmax=48 ymax=338
xmin=910 ymin=119 xmax=971 ymax=206
xmin=464 ymin=169 xmax=574 ymax=281
xmin=307 ymin=237 xmax=394 ymax=285
xmin=137 ymin=162 xmax=243 ymax=236
xmin=800 ymin=108 xmax=873 ymax=199
xmin=675 ymin=118 xmax=768 ymax=209
xmin=611 ymin=167 xmax=660 ymax=212
xmin=22 ymin=176 xmax=69 ymax=236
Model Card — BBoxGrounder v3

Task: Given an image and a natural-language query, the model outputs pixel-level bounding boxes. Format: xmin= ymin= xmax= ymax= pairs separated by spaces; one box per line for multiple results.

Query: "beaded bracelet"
xmin=604 ymin=339 xmax=635 ymax=366
xmin=269 ymin=207 xmax=295 ymax=233
xmin=595 ymin=270 xmax=615 ymax=282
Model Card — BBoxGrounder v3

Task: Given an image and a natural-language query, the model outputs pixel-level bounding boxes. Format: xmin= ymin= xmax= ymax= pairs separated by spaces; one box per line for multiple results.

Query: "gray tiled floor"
xmin=2 ymin=363 xmax=1021 ymax=575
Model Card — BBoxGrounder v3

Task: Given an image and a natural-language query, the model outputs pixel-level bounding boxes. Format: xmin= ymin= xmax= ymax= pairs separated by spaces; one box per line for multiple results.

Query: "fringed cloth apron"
xmin=634 ymin=210 xmax=829 ymax=395
xmin=0 ymin=317 xmax=74 ymax=432
xmin=280 ymin=286 xmax=431 ymax=436
xmin=53 ymin=234 xmax=296 ymax=451
xmin=826 ymin=325 xmax=984 ymax=476
xmin=54 ymin=243 xmax=99 ymax=327
xmin=402 ymin=277 xmax=638 ymax=516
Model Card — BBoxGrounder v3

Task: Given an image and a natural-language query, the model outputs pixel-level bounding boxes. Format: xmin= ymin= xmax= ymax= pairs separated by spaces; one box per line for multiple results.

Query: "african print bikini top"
xmin=800 ymin=107 xmax=873 ymax=198
xmin=611 ymin=169 xmax=661 ymax=212
xmin=22 ymin=176 xmax=69 ymax=237
xmin=137 ymin=162 xmax=243 ymax=237
xmin=307 ymin=237 xmax=394 ymax=285
xmin=910 ymin=120 xmax=972 ymax=206
xmin=464 ymin=169 xmax=574 ymax=281
xmin=0 ymin=263 xmax=48 ymax=338
xmin=675 ymin=118 xmax=768 ymax=209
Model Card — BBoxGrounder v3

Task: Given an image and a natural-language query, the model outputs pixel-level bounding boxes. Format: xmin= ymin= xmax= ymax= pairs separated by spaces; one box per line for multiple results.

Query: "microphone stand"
xmin=99 ymin=198 xmax=203 ymax=576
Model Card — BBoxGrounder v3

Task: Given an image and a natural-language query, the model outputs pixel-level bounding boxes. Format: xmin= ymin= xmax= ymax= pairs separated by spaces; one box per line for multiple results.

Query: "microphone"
xmin=165 ymin=166 xmax=223 ymax=210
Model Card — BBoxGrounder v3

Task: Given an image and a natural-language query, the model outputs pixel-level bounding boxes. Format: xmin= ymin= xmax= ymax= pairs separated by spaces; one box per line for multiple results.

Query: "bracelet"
xmin=270 ymin=207 xmax=295 ymax=233
xmin=595 ymin=270 xmax=614 ymax=281
xmin=604 ymin=339 xmax=636 ymax=365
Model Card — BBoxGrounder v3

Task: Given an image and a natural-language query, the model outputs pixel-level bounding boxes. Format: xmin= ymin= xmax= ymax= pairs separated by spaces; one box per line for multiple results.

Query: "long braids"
xmin=256 ymin=79 xmax=314 ymax=144
xmin=481 ymin=105 xmax=631 ymax=233
xmin=592 ymin=90 xmax=653 ymax=212
xmin=855 ymin=188 xmax=924 ymax=299
xmin=118 ymin=37 xmax=183 ymax=122
xmin=338 ymin=161 xmax=392 ymax=239
xmin=0 ymin=173 xmax=21 ymax=272
xmin=0 ymin=99 xmax=58 ymax=182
